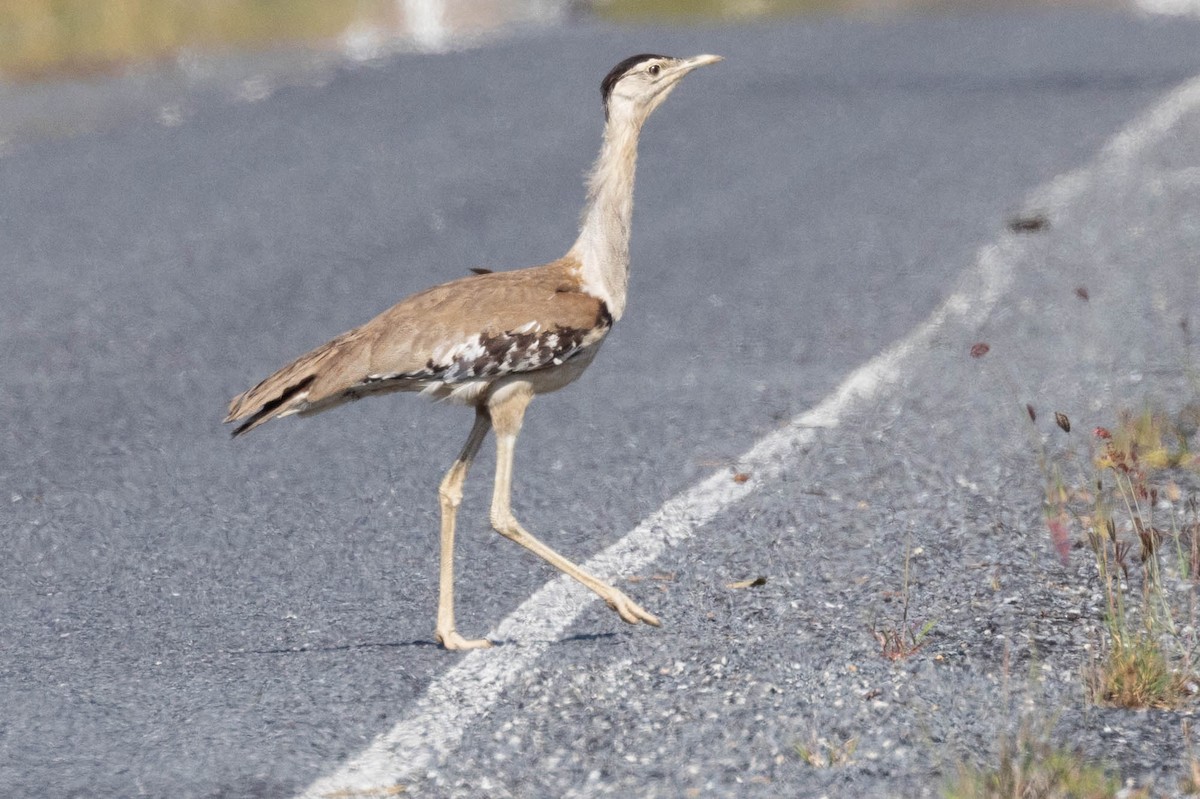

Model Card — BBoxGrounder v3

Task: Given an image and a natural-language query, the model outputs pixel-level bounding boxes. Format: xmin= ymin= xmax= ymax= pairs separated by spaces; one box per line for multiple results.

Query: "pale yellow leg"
xmin=486 ymin=385 xmax=660 ymax=629
xmin=435 ymin=408 xmax=493 ymax=651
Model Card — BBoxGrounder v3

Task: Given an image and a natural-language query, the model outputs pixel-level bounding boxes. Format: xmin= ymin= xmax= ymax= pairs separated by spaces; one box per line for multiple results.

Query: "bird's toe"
xmin=606 ymin=592 xmax=660 ymax=627
xmin=436 ymin=630 xmax=494 ymax=651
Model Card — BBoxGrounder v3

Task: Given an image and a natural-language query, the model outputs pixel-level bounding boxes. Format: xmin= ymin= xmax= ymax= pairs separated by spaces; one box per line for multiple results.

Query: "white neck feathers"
xmin=568 ymin=115 xmax=643 ymax=321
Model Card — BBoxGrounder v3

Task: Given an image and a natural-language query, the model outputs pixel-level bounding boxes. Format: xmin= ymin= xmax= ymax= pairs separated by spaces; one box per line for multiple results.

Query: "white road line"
xmin=298 ymin=73 xmax=1200 ymax=799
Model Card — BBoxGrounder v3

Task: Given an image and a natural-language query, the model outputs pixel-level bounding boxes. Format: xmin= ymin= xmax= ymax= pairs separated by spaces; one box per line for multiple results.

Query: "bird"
xmin=225 ymin=53 xmax=723 ymax=650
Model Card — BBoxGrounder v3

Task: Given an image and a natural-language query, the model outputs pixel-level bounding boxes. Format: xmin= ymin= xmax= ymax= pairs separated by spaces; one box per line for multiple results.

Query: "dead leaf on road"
xmin=627 ymin=572 xmax=676 ymax=584
xmin=726 ymin=576 xmax=768 ymax=590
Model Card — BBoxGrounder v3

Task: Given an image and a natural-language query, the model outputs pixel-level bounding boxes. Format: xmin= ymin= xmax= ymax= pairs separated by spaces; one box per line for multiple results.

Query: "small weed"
xmin=945 ymin=721 xmax=1124 ymax=799
xmin=871 ymin=537 xmax=937 ymax=661
xmin=872 ymin=617 xmax=938 ymax=661
xmin=794 ymin=734 xmax=858 ymax=768
xmin=1039 ymin=406 xmax=1200 ymax=709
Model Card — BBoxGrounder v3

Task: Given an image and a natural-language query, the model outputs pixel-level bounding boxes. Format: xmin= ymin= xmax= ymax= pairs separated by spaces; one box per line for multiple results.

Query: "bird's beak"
xmin=682 ymin=54 xmax=724 ymax=70
xmin=662 ymin=54 xmax=724 ymax=85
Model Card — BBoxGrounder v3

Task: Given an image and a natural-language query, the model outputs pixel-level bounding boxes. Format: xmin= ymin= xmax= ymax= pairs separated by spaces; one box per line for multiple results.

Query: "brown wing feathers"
xmin=225 ymin=258 xmax=606 ymax=436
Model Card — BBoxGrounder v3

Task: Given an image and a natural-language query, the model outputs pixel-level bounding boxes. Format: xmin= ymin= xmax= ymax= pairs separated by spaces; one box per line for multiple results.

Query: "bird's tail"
xmin=224 ymin=337 xmax=345 ymax=436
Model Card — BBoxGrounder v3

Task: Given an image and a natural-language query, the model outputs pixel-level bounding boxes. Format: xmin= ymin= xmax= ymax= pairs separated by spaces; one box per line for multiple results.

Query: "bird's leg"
xmin=486 ymin=386 xmax=660 ymax=629
xmin=435 ymin=407 xmax=493 ymax=651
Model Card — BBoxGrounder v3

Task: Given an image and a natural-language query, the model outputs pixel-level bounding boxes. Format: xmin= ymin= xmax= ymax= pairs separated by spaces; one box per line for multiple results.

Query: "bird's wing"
xmin=225 ymin=257 xmax=610 ymax=435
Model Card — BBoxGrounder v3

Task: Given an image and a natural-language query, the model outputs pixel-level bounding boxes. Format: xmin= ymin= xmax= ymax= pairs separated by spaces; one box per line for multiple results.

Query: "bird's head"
xmin=601 ymin=53 xmax=722 ymax=125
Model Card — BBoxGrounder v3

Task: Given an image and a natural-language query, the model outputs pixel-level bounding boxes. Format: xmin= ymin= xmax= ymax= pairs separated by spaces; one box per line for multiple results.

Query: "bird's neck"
xmin=568 ymin=115 xmax=643 ymax=321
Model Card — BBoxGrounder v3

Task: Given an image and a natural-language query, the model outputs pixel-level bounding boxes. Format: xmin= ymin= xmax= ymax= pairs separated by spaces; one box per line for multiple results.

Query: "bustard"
xmin=226 ymin=53 xmax=722 ymax=650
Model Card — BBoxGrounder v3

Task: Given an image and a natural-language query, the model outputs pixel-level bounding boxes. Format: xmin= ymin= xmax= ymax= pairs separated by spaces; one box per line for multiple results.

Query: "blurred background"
xmin=0 ymin=0 xmax=1184 ymax=152
xmin=0 ymin=0 xmax=1153 ymax=82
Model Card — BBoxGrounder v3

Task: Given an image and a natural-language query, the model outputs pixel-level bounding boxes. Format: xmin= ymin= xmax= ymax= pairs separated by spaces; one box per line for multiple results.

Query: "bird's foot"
xmin=604 ymin=589 xmax=661 ymax=627
xmin=435 ymin=629 xmax=494 ymax=651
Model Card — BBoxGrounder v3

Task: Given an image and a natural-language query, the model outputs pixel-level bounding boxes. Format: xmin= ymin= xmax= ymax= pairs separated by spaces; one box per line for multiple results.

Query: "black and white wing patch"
xmin=362 ymin=313 xmax=611 ymax=394
xmin=432 ymin=319 xmax=607 ymax=382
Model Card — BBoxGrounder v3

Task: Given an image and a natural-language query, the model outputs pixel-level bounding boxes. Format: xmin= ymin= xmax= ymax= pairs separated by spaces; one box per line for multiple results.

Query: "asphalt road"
xmin=3 ymin=10 xmax=1200 ymax=798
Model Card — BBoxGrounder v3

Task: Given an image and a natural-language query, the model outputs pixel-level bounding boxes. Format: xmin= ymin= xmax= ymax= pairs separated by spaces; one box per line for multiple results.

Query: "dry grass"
xmin=1179 ymin=721 xmax=1200 ymax=795
xmin=1088 ymin=631 xmax=1192 ymax=709
xmin=945 ymin=720 xmax=1126 ymax=799
xmin=794 ymin=734 xmax=859 ymax=769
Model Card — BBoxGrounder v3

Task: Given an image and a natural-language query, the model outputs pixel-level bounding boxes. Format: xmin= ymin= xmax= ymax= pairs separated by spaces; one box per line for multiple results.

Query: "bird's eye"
xmin=648 ymin=64 xmax=661 ymax=77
